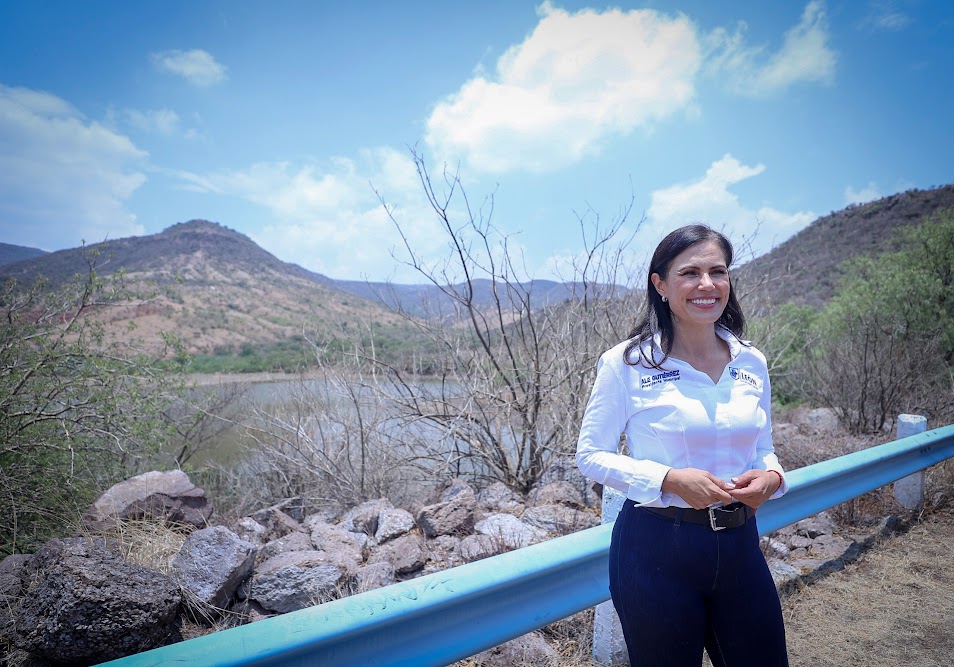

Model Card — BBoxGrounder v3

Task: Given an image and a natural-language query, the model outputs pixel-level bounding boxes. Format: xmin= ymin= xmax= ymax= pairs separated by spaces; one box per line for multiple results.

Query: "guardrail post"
xmin=592 ymin=487 xmax=628 ymax=666
xmin=893 ymin=414 xmax=927 ymax=509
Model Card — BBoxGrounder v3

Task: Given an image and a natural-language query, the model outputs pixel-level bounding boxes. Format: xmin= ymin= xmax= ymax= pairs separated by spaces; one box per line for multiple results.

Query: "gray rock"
xmin=352 ymin=562 xmax=395 ymax=593
xmin=306 ymin=519 xmax=364 ymax=564
xmin=233 ymin=517 xmax=268 ymax=545
xmin=789 ymin=534 xmax=814 ymax=550
xmin=538 ymin=453 xmax=600 ymax=507
xmin=459 ymin=534 xmax=499 ymax=562
xmin=83 ymin=469 xmax=212 ymax=531
xmin=788 ymin=547 xmax=809 ymax=560
xmin=249 ymin=506 xmax=303 ymax=542
xmin=436 ymin=478 xmax=476 ymax=503
xmin=426 ymin=535 xmax=464 ymax=571
xmin=809 ymin=534 xmax=854 ymax=561
xmin=374 ymin=508 xmax=416 ymax=544
xmin=790 ymin=558 xmax=829 ymax=573
xmin=249 ymin=551 xmax=343 ymax=613
xmin=766 ymin=558 xmax=801 ymax=589
xmin=473 ymin=630 xmax=559 ymax=666
xmin=795 ymin=512 xmax=839 ymax=538
xmin=14 ymin=537 xmax=181 ymax=664
xmin=228 ymin=597 xmax=272 ymax=623
xmin=173 ymin=526 xmax=257 ymax=611
xmin=474 ymin=514 xmax=547 ymax=550
xmin=417 ymin=489 xmax=476 ymax=538
xmin=528 ymin=480 xmax=585 ymax=509
xmin=793 ymin=407 xmax=844 ymax=435
xmin=477 ymin=481 xmax=525 ymax=514
xmin=338 ymin=498 xmax=393 ymax=536
xmin=760 ymin=537 xmax=791 ymax=560
xmin=521 ymin=504 xmax=599 ymax=534
xmin=367 ymin=534 xmax=427 ymax=576
xmin=259 ymin=531 xmax=314 ymax=563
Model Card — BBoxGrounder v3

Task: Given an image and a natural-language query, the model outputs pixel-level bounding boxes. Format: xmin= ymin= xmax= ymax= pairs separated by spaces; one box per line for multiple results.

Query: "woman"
xmin=576 ymin=224 xmax=789 ymax=666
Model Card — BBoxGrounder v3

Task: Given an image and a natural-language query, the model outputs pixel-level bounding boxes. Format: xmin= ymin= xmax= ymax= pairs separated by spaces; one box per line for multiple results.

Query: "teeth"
xmin=690 ymin=298 xmax=716 ymax=305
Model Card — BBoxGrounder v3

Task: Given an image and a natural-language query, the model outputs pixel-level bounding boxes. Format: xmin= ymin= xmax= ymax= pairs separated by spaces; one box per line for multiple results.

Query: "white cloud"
xmin=151 ymin=49 xmax=227 ymax=87
xmin=175 ymin=147 xmax=446 ymax=280
xmin=0 ymin=85 xmax=146 ymax=248
xmin=124 ymin=108 xmax=181 ymax=135
xmin=646 ymin=154 xmax=816 ymax=259
xmin=858 ymin=1 xmax=912 ymax=32
xmin=708 ymin=1 xmax=837 ymax=96
xmin=425 ymin=3 xmax=701 ymax=174
xmin=844 ymin=182 xmax=882 ymax=205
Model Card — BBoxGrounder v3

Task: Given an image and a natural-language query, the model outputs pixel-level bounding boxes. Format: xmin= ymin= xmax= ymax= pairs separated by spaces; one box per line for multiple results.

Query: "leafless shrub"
xmin=361 ymin=150 xmax=642 ymax=493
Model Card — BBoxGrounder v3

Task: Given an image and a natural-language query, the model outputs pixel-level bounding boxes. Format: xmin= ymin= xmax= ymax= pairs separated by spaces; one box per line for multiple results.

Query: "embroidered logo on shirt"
xmin=729 ymin=367 xmax=761 ymax=390
xmin=641 ymin=369 xmax=680 ymax=389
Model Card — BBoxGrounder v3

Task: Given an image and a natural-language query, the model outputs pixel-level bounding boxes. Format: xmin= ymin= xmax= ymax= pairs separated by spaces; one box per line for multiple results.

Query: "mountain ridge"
xmin=3 ymin=183 xmax=953 ymax=360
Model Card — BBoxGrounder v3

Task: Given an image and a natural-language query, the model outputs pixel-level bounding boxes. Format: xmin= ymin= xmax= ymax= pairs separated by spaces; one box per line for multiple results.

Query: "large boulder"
xmin=352 ymin=562 xmax=395 ymax=593
xmin=248 ymin=552 xmax=342 ymax=614
xmin=367 ymin=534 xmax=427 ymax=576
xmin=374 ymin=508 xmax=416 ymax=544
xmin=528 ymin=480 xmax=585 ymax=509
xmin=417 ymin=484 xmax=476 ymax=538
xmin=521 ymin=504 xmax=599 ymax=534
xmin=305 ymin=519 xmax=364 ymax=572
xmin=172 ymin=526 xmax=257 ymax=612
xmin=84 ymin=470 xmax=212 ymax=531
xmin=14 ymin=538 xmax=181 ymax=665
xmin=792 ymin=407 xmax=845 ymax=435
xmin=258 ymin=531 xmax=314 ymax=563
xmin=459 ymin=534 xmax=499 ymax=563
xmin=249 ymin=505 xmax=303 ymax=543
xmin=474 ymin=514 xmax=547 ymax=551
xmin=338 ymin=498 xmax=393 ymax=536
xmin=477 ymin=482 xmax=525 ymax=515
xmin=538 ymin=453 xmax=601 ymax=508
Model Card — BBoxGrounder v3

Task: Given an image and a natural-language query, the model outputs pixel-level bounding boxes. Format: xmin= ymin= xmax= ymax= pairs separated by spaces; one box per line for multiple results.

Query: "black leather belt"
xmin=641 ymin=502 xmax=753 ymax=531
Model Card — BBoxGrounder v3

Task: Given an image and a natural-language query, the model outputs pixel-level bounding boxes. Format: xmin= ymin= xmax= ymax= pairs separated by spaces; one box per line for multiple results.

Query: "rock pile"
xmin=762 ymin=510 xmax=901 ymax=592
xmin=0 ymin=469 xmax=600 ymax=665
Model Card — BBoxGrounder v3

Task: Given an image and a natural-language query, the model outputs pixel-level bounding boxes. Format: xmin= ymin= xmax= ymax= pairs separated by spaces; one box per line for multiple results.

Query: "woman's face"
xmin=651 ymin=239 xmax=731 ymax=331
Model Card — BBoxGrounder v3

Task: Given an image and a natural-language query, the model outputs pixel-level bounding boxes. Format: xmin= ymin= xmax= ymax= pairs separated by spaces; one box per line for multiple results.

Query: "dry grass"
xmin=783 ymin=504 xmax=954 ymax=666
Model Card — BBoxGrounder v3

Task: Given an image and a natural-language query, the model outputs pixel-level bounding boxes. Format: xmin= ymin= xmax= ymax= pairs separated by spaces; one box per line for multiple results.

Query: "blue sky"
xmin=1 ymin=1 xmax=951 ymax=282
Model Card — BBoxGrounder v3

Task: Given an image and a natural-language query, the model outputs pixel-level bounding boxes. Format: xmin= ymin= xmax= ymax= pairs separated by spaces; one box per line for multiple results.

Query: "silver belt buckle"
xmin=707 ymin=503 xmax=726 ymax=531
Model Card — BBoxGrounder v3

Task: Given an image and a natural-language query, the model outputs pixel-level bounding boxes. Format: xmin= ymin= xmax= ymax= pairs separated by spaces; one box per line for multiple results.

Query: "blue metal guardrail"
xmin=103 ymin=423 xmax=954 ymax=667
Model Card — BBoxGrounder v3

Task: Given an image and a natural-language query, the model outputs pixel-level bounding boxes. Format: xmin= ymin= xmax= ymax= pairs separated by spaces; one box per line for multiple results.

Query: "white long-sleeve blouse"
xmin=576 ymin=327 xmax=788 ymax=507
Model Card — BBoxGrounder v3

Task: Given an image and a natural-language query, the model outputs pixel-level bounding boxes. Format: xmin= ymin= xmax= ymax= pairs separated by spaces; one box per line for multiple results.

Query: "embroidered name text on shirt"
xmin=641 ymin=369 xmax=681 ymax=390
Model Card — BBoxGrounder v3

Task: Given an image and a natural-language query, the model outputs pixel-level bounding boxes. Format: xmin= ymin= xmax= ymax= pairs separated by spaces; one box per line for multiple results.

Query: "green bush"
xmin=0 ymin=263 xmax=187 ymax=554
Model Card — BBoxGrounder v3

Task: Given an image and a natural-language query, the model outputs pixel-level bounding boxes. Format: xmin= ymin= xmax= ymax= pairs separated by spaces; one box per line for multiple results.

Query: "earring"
xmin=661 ymin=296 xmax=668 ymax=303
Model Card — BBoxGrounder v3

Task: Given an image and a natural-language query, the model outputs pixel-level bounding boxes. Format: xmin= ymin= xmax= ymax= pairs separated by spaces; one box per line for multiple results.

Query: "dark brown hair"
xmin=624 ymin=224 xmax=746 ymax=368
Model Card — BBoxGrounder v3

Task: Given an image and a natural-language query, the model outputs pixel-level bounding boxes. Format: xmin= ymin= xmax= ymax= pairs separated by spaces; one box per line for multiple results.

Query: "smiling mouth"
xmin=689 ymin=298 xmax=717 ymax=306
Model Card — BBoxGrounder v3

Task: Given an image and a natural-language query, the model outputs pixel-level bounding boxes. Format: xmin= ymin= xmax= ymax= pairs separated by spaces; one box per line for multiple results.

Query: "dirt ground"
xmin=782 ymin=504 xmax=954 ymax=667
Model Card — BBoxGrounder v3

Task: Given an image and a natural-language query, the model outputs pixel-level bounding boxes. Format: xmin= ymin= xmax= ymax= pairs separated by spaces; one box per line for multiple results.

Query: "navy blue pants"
xmin=609 ymin=502 xmax=788 ymax=666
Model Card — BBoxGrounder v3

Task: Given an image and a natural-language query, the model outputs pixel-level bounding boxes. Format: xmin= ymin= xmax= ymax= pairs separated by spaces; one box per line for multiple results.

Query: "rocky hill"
xmin=737 ymin=184 xmax=954 ymax=312
xmin=0 ymin=242 xmax=47 ymax=266
xmin=3 ymin=184 xmax=952 ymax=358
xmin=0 ymin=220 xmax=409 ymax=357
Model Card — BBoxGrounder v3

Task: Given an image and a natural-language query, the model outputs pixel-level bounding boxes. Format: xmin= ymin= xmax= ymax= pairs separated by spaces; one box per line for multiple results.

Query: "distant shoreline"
xmin=186 ymin=370 xmax=327 ymax=386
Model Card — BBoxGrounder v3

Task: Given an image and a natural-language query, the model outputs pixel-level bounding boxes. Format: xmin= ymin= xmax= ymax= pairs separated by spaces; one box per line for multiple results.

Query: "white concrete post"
xmin=894 ymin=414 xmax=927 ymax=509
xmin=592 ymin=487 xmax=628 ymax=666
